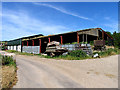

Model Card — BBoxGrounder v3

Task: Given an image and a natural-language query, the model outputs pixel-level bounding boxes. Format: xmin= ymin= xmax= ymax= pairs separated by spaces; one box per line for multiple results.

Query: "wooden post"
xmin=83 ymin=34 xmax=84 ymax=42
xmin=22 ymin=42 xmax=24 ymax=47
xmin=97 ymin=36 xmax=99 ymax=40
xmin=77 ymin=32 xmax=79 ymax=43
xmin=86 ymin=34 xmax=87 ymax=42
xmin=102 ymin=31 xmax=104 ymax=40
xmin=32 ymin=40 xmax=34 ymax=46
xmin=39 ymin=39 xmax=41 ymax=53
xmin=48 ymin=37 xmax=50 ymax=43
xmin=27 ymin=41 xmax=28 ymax=46
xmin=60 ymin=36 xmax=63 ymax=45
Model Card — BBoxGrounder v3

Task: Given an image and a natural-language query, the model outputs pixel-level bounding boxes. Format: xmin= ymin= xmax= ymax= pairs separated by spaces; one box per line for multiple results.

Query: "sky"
xmin=2 ymin=2 xmax=118 ymax=41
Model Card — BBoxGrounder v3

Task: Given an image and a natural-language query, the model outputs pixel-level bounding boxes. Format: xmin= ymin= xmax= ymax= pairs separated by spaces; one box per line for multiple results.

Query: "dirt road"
xmin=14 ymin=55 xmax=118 ymax=88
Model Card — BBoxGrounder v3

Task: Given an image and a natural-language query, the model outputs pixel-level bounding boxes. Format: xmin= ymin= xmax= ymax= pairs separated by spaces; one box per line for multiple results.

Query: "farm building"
xmin=6 ymin=28 xmax=113 ymax=54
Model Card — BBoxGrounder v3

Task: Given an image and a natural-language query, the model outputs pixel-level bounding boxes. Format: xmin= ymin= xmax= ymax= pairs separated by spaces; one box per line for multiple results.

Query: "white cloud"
xmin=103 ymin=22 xmax=118 ymax=33
xmin=33 ymin=2 xmax=92 ymax=20
xmin=2 ymin=9 xmax=70 ymax=41
xmin=104 ymin=17 xmax=111 ymax=20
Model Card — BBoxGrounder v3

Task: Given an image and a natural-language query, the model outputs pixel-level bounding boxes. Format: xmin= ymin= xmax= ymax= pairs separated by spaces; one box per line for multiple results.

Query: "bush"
xmin=2 ymin=55 xmax=16 ymax=67
xmin=1 ymin=46 xmax=7 ymax=50
xmin=90 ymin=41 xmax=94 ymax=45
xmin=68 ymin=50 xmax=87 ymax=58
xmin=71 ymin=42 xmax=78 ymax=44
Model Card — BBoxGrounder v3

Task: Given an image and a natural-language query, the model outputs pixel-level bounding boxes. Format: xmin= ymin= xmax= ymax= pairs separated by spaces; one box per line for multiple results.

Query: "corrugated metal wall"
xmin=22 ymin=46 xmax=40 ymax=54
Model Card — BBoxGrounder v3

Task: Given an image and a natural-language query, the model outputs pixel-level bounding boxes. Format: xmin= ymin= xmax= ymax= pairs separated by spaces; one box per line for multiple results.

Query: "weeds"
xmin=93 ymin=48 xmax=120 ymax=57
xmin=69 ymin=50 xmax=87 ymax=58
xmin=2 ymin=55 xmax=16 ymax=67
xmin=5 ymin=48 xmax=120 ymax=60
xmin=43 ymin=50 xmax=89 ymax=60
xmin=6 ymin=50 xmax=34 ymax=56
xmin=7 ymin=50 xmax=18 ymax=53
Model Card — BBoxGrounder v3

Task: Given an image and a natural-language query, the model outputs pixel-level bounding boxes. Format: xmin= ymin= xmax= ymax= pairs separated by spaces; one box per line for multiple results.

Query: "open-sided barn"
xmin=6 ymin=28 xmax=113 ymax=54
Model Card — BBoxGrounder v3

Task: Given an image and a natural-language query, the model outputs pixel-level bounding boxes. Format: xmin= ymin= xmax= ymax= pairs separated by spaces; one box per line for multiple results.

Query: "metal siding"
xmin=7 ymin=39 xmax=21 ymax=46
xmin=22 ymin=46 xmax=40 ymax=54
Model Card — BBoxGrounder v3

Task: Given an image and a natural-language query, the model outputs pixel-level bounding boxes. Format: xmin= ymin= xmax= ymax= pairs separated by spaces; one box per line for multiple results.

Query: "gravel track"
xmin=14 ymin=55 xmax=118 ymax=88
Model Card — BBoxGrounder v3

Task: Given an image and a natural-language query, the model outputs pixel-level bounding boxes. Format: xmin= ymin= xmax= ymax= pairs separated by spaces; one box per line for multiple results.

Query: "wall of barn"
xmin=7 ymin=45 xmax=22 ymax=52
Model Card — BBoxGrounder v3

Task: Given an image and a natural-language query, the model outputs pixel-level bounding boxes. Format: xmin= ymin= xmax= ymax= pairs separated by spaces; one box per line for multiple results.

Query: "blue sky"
xmin=2 ymin=2 xmax=118 ymax=41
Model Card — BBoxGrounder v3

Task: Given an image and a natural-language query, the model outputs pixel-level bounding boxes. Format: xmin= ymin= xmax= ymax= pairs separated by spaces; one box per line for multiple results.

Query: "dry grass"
xmin=87 ymin=72 xmax=90 ymax=74
xmin=94 ymin=72 xmax=100 ymax=75
xmin=2 ymin=66 xmax=17 ymax=88
xmin=105 ymin=73 xmax=116 ymax=78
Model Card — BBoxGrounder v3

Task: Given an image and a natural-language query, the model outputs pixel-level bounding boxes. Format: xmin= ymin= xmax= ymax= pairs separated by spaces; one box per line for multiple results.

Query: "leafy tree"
xmin=106 ymin=31 xmax=113 ymax=38
xmin=113 ymin=32 xmax=120 ymax=48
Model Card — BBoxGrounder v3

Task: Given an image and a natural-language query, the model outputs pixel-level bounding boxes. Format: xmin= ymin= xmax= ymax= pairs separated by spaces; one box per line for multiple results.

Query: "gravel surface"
xmin=13 ymin=54 xmax=118 ymax=88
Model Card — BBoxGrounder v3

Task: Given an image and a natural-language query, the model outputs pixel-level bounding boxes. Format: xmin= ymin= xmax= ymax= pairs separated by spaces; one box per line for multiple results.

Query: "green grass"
xmin=0 ymin=54 xmax=2 ymax=64
xmin=5 ymin=48 xmax=120 ymax=60
xmin=6 ymin=50 xmax=18 ymax=53
xmin=6 ymin=50 xmax=34 ymax=56
xmin=43 ymin=55 xmax=90 ymax=60
xmin=93 ymin=48 xmax=120 ymax=57
xmin=42 ymin=50 xmax=90 ymax=60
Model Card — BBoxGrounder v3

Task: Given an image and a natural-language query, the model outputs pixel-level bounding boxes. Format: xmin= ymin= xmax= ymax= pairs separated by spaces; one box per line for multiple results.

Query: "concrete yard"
xmin=13 ymin=54 xmax=118 ymax=88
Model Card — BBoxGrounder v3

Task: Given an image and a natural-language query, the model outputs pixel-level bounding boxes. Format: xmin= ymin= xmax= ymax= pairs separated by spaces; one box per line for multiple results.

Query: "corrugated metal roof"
xmin=22 ymin=28 xmax=101 ymax=41
xmin=8 ymin=28 xmax=108 ymax=42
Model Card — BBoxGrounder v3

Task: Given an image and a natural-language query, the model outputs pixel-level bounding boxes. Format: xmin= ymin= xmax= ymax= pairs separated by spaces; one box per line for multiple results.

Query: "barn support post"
xmin=97 ymin=36 xmax=98 ymax=40
xmin=86 ymin=34 xmax=87 ymax=43
xmin=27 ymin=41 xmax=28 ymax=46
xmin=48 ymin=37 xmax=50 ymax=43
xmin=60 ymin=36 xmax=63 ymax=45
xmin=83 ymin=34 xmax=84 ymax=42
xmin=77 ymin=32 xmax=79 ymax=43
xmin=102 ymin=31 xmax=104 ymax=40
xmin=22 ymin=42 xmax=24 ymax=47
xmin=39 ymin=39 xmax=41 ymax=53
xmin=32 ymin=40 xmax=34 ymax=46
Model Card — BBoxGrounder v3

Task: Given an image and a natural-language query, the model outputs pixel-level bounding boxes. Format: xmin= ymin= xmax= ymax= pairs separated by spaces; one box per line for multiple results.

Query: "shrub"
xmin=68 ymin=50 xmax=87 ymax=58
xmin=90 ymin=41 xmax=94 ymax=45
xmin=71 ymin=42 xmax=78 ymax=44
xmin=2 ymin=55 xmax=16 ymax=67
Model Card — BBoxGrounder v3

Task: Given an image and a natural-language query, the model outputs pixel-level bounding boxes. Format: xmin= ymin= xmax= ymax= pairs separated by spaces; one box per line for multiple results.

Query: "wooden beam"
xmin=39 ymin=39 xmax=41 ymax=53
xmin=86 ymin=34 xmax=87 ymax=42
xmin=83 ymin=34 xmax=84 ymax=42
xmin=97 ymin=36 xmax=99 ymax=40
xmin=102 ymin=31 xmax=104 ymax=40
xmin=60 ymin=36 xmax=63 ymax=45
xmin=22 ymin=42 xmax=24 ymax=47
xmin=27 ymin=41 xmax=28 ymax=46
xmin=48 ymin=37 xmax=50 ymax=43
xmin=32 ymin=40 xmax=34 ymax=46
xmin=77 ymin=32 xmax=79 ymax=43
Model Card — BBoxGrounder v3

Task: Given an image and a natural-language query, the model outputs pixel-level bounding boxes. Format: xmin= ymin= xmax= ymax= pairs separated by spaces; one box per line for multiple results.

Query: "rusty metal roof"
xmin=22 ymin=28 xmax=102 ymax=41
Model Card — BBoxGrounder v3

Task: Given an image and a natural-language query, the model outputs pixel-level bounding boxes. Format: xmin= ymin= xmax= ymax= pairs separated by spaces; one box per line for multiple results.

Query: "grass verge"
xmin=0 ymin=54 xmax=17 ymax=89
xmin=93 ymin=48 xmax=120 ymax=58
xmin=6 ymin=50 xmax=34 ymax=56
xmin=5 ymin=48 xmax=120 ymax=60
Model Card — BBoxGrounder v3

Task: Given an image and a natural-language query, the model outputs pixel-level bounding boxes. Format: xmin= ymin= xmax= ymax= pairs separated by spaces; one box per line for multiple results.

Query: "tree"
xmin=106 ymin=31 xmax=113 ymax=38
xmin=113 ymin=32 xmax=120 ymax=48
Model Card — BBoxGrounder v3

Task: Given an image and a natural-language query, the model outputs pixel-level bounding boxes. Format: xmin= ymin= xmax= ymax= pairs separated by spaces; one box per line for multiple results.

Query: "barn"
xmin=6 ymin=28 xmax=113 ymax=54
